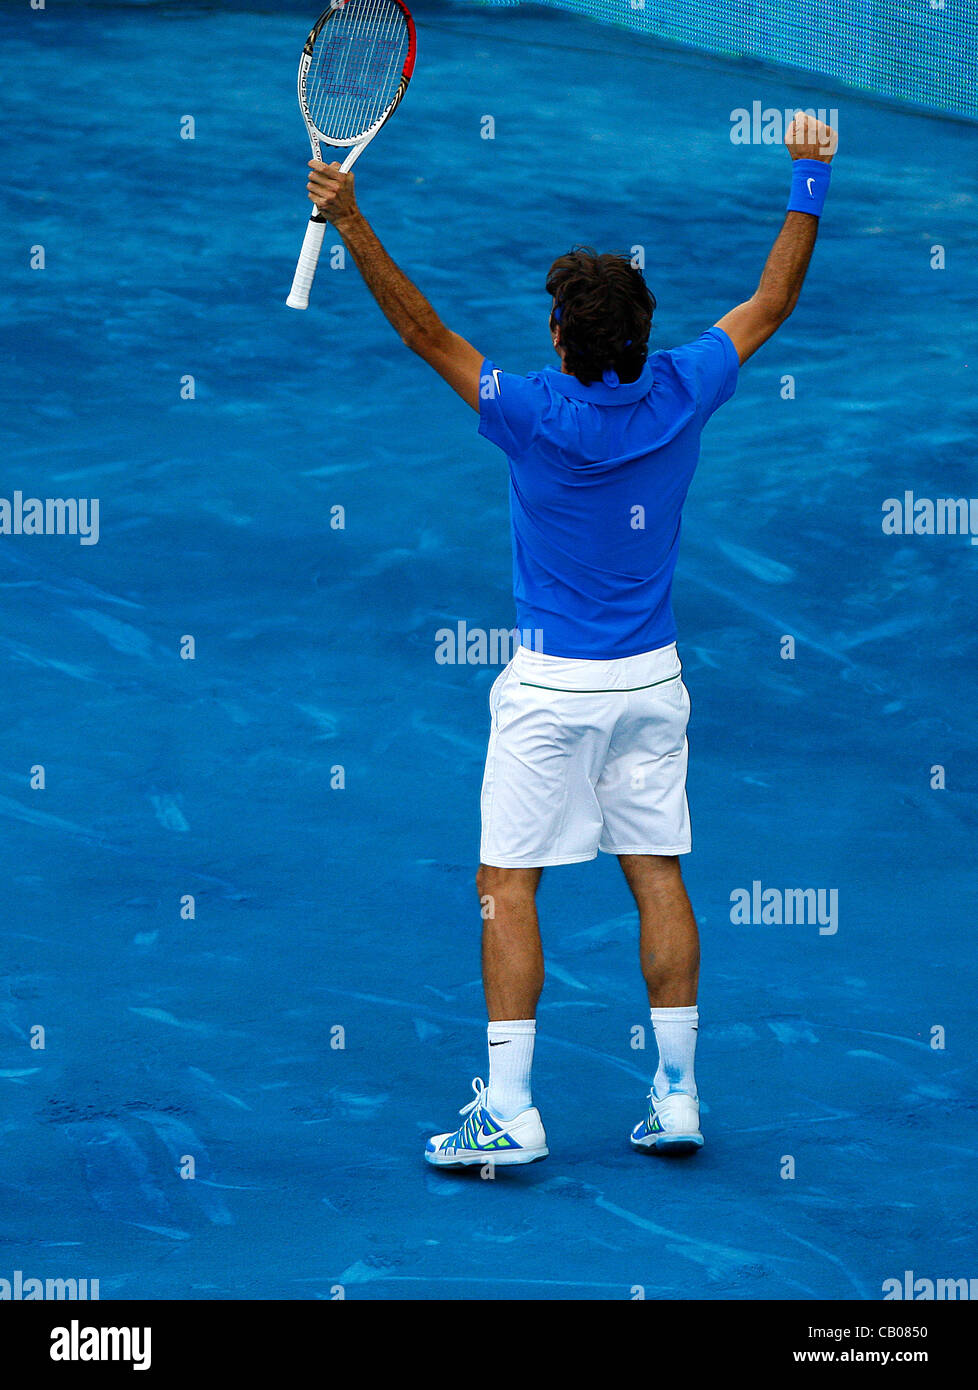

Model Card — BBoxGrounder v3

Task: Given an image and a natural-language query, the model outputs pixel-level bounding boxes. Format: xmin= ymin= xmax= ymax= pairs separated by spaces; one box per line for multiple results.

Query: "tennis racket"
xmin=286 ymin=0 xmax=417 ymax=310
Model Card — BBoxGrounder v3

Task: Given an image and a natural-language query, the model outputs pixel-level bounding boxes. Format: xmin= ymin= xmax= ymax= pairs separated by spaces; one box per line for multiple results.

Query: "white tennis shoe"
xmin=630 ymin=1088 xmax=704 ymax=1154
xmin=425 ymin=1077 xmax=549 ymax=1167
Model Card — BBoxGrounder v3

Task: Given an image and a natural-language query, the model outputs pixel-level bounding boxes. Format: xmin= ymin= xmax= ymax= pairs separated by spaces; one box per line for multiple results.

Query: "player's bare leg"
xmin=618 ymin=853 xmax=699 ymax=1007
xmin=477 ymin=864 xmax=545 ymax=1020
xmin=425 ymin=864 xmax=548 ymax=1166
xmin=620 ymin=853 xmax=703 ymax=1154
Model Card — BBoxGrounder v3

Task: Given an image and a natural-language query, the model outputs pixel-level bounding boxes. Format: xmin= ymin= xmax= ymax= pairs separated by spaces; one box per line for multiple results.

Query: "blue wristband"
xmin=787 ymin=158 xmax=831 ymax=217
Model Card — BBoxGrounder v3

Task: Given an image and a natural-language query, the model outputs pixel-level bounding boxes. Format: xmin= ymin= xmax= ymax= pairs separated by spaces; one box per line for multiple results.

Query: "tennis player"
xmin=306 ymin=111 xmax=837 ymax=1165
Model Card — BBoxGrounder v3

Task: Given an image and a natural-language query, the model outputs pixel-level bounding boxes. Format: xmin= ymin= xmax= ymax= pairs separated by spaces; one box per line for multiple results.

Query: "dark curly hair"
xmin=546 ymin=247 xmax=656 ymax=386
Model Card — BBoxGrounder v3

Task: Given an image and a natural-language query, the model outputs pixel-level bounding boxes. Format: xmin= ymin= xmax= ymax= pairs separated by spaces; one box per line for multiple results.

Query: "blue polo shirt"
xmin=478 ymin=327 xmax=739 ymax=659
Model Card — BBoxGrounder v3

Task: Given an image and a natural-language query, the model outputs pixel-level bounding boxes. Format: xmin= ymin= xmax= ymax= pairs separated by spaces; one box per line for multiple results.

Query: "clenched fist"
xmin=785 ymin=110 xmax=838 ymax=163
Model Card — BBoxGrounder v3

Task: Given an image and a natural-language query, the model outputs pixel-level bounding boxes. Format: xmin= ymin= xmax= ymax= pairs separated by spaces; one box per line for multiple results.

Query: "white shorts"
xmin=479 ymin=642 xmax=692 ymax=868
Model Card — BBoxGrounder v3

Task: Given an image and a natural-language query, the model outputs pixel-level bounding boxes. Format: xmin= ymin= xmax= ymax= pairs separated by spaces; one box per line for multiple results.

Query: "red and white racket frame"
xmin=286 ymin=0 xmax=417 ymax=310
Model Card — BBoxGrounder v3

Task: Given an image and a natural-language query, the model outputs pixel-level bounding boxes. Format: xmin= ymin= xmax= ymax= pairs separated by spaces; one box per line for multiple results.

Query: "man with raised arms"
xmin=304 ymin=112 xmax=837 ymax=1164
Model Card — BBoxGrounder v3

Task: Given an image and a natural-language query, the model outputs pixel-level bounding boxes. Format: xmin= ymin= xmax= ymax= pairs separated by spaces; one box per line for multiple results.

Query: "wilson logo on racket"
xmin=287 ymin=1 xmax=417 ymax=311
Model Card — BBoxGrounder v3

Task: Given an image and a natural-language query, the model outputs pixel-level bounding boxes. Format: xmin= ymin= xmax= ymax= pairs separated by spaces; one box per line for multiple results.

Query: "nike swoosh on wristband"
xmin=807 ymin=177 xmax=816 ymax=196
xmin=488 ymin=1039 xmax=510 ymax=1046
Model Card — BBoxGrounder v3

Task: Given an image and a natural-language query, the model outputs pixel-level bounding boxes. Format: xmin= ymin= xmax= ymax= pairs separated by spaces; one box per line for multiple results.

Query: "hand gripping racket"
xmin=286 ymin=0 xmax=417 ymax=310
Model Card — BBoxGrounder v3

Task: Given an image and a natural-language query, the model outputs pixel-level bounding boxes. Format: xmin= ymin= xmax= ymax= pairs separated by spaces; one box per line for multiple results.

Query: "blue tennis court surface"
xmin=2 ymin=0 xmax=976 ymax=1300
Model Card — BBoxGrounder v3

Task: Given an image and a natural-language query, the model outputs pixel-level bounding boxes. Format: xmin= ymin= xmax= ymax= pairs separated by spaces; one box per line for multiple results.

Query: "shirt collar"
xmin=540 ymin=360 xmax=653 ymax=404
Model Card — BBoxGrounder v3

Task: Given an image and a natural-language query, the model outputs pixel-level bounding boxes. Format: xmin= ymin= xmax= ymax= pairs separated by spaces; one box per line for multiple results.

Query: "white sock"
xmin=486 ymin=1019 xmax=535 ymax=1119
xmin=650 ymin=1005 xmax=699 ymax=1099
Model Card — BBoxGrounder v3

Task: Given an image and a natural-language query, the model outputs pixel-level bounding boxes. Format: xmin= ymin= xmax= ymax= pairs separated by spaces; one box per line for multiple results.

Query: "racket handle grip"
xmin=286 ymin=216 xmax=328 ymax=310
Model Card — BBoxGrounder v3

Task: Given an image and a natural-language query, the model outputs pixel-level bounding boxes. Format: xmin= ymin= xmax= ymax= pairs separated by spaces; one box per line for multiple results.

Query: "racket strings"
xmin=307 ymin=0 xmax=409 ymax=141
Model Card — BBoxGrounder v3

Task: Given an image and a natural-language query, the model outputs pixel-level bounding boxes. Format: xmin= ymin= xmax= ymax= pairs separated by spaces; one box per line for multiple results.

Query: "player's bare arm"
xmin=715 ymin=111 xmax=838 ymax=364
xmin=307 ymin=160 xmax=484 ymax=410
